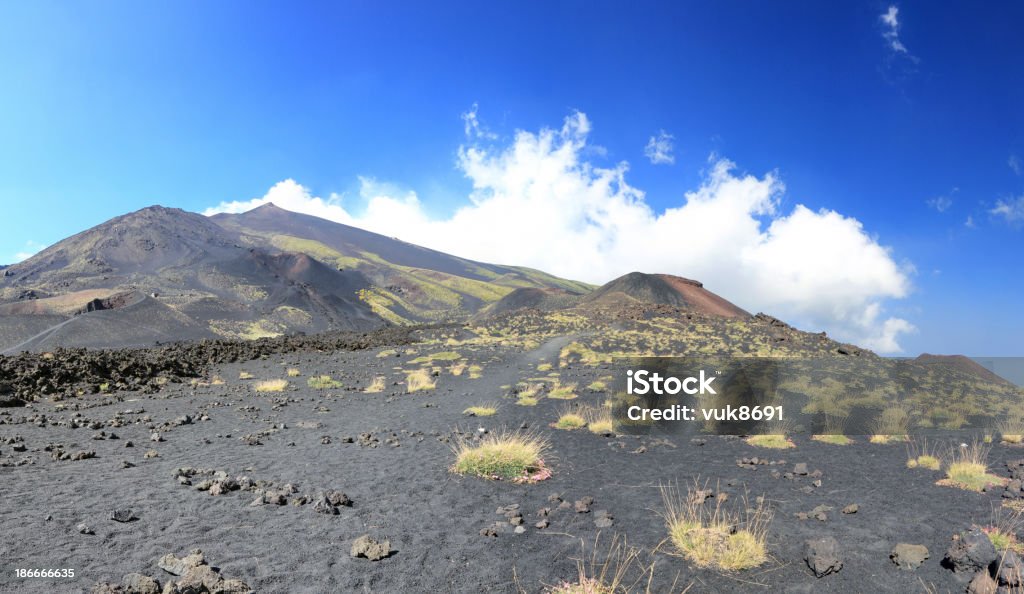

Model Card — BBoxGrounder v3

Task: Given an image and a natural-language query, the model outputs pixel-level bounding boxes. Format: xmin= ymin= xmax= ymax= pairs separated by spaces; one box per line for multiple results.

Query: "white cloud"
xmin=880 ymin=6 xmax=908 ymax=53
xmin=927 ymin=188 xmax=956 ymax=212
xmin=1010 ymin=154 xmax=1022 ymax=175
xmin=461 ymin=102 xmax=497 ymax=140
xmin=991 ymin=195 xmax=1024 ymax=224
xmin=202 ymin=180 xmax=356 ymax=224
xmin=205 ymin=110 xmax=914 ymax=352
xmin=965 ymin=215 xmax=976 ymax=228
xmin=644 ymin=130 xmax=675 ymax=165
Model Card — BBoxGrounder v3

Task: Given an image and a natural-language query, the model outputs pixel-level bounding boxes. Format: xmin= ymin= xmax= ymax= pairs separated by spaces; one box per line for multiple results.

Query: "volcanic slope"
xmin=0 ymin=206 xmax=384 ymax=350
xmin=474 ymin=271 xmax=751 ymax=323
xmin=581 ymin=272 xmax=750 ymax=318
xmin=209 ymin=203 xmax=594 ymax=323
xmin=0 ymin=203 xmax=595 ymax=350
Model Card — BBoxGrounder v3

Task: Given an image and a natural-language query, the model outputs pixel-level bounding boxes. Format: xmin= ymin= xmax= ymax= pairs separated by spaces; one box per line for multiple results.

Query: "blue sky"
xmin=0 ymin=1 xmax=1021 ymax=356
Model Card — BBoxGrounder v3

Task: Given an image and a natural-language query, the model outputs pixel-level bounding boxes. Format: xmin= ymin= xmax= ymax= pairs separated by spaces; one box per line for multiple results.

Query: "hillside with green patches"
xmin=210 ymin=203 xmax=594 ymax=322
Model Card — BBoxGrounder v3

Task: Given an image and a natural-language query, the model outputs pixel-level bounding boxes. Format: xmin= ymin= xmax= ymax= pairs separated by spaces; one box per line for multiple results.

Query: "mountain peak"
xmin=245 ymin=202 xmax=286 ymax=215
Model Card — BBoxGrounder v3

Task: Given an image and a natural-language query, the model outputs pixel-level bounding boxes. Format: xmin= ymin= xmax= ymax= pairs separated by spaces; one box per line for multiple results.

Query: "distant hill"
xmin=0 ymin=205 xmax=384 ymax=350
xmin=0 ymin=203 xmax=593 ymax=351
xmin=914 ymin=353 xmax=1015 ymax=387
xmin=210 ymin=203 xmax=594 ymax=323
xmin=581 ymin=272 xmax=750 ymax=318
xmin=472 ymin=287 xmax=584 ymax=320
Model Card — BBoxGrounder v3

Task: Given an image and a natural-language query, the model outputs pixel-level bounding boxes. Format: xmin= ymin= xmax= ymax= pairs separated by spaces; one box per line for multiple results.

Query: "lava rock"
xmin=111 ymin=509 xmax=135 ymax=523
xmin=997 ymin=550 xmax=1024 ymax=588
xmin=325 ymin=490 xmax=351 ymax=507
xmin=350 ymin=535 xmax=391 ymax=561
xmin=967 ymin=570 xmax=997 ymax=594
xmin=804 ymin=536 xmax=842 ymax=577
xmin=176 ymin=564 xmax=221 ymax=593
xmin=121 ymin=573 xmax=160 ymax=594
xmin=890 ymin=543 xmax=929 ymax=570
xmin=943 ymin=528 xmax=998 ymax=578
xmin=312 ymin=496 xmax=339 ymax=515
xmin=158 ymin=550 xmax=206 ymax=576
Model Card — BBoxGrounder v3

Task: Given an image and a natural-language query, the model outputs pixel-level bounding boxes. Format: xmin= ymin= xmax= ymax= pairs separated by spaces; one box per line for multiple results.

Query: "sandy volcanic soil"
xmin=1 ymin=335 xmax=1021 ymax=593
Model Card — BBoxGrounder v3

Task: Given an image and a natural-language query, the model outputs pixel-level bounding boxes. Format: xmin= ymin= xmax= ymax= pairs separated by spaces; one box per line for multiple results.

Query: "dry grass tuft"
xmin=745 ymin=434 xmax=794 ymax=449
xmin=543 ymin=534 xmax=656 ymax=594
xmin=999 ymin=416 xmax=1024 ymax=444
xmin=549 ymin=382 xmax=578 ymax=400
xmin=364 ymin=376 xmax=386 ymax=393
xmin=555 ymin=409 xmax=588 ymax=430
xmin=811 ymin=416 xmax=852 ymax=445
xmin=254 ymin=379 xmax=288 ymax=392
xmin=464 ymin=405 xmax=497 ymax=417
xmin=586 ymin=407 xmax=615 ymax=435
xmin=939 ymin=441 xmax=1007 ymax=492
xmin=906 ymin=438 xmax=942 ymax=470
xmin=661 ymin=481 xmax=772 ymax=571
xmin=451 ymin=430 xmax=550 ymax=482
xmin=286 ymin=368 xmax=301 ymax=377
xmin=870 ymin=405 xmax=911 ymax=444
xmin=984 ymin=507 xmax=1024 ymax=554
xmin=307 ymin=375 xmax=343 ymax=389
xmin=405 ymin=368 xmax=436 ymax=392
xmin=238 ymin=371 xmax=254 ymax=380
xmin=812 ymin=434 xmax=853 ymax=446
xmin=745 ymin=419 xmax=795 ymax=449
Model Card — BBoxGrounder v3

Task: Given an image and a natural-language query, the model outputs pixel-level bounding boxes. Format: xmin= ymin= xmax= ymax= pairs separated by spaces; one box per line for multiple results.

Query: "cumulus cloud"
xmin=880 ymin=6 xmax=908 ymax=53
xmin=991 ymin=195 xmax=1024 ymax=224
xmin=205 ymin=110 xmax=914 ymax=352
xmin=1010 ymin=154 xmax=1022 ymax=175
xmin=644 ymin=130 xmax=675 ymax=165
xmin=204 ymin=180 xmax=358 ymax=224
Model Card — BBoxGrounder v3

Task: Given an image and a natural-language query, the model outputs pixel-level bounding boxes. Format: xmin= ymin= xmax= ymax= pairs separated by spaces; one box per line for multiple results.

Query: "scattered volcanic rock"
xmin=121 ymin=573 xmax=160 ymax=594
xmin=943 ymin=528 xmax=998 ymax=578
xmin=998 ymin=551 xmax=1024 ymax=589
xmin=158 ymin=550 xmax=207 ymax=576
xmin=111 ymin=509 xmax=135 ymax=523
xmin=350 ymin=535 xmax=391 ymax=561
xmin=0 ymin=324 xmax=415 ymax=402
xmin=145 ymin=549 xmax=251 ymax=593
xmin=890 ymin=543 xmax=929 ymax=570
xmin=968 ymin=569 xmax=998 ymax=594
xmin=804 ymin=536 xmax=843 ymax=577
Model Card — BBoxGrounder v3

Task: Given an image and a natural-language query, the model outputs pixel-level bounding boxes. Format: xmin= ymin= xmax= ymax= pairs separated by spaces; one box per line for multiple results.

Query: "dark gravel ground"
xmin=0 ymin=332 xmax=1019 ymax=593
